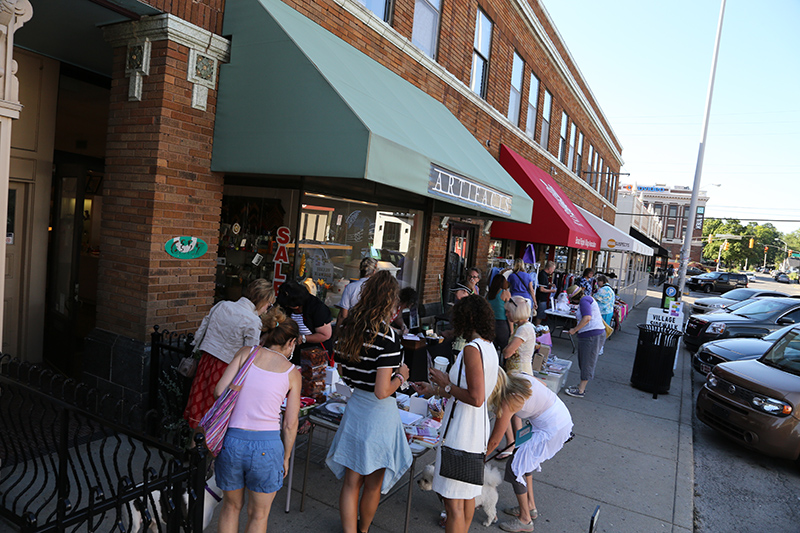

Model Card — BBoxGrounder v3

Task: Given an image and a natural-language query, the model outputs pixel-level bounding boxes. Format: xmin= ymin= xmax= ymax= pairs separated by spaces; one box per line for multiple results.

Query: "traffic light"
xmin=790 ymin=250 xmax=794 ymax=257
xmin=707 ymin=234 xmax=713 ymax=244
xmin=749 ymin=238 xmax=754 ymax=248
xmin=764 ymin=246 xmax=769 ymax=253
xmin=723 ymin=241 xmax=730 ymax=251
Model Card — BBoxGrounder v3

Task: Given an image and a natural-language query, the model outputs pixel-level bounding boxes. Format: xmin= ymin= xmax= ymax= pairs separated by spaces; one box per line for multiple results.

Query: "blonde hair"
xmin=512 ymin=258 xmax=525 ymax=273
xmin=505 ymin=295 xmax=531 ymax=323
xmin=244 ymin=279 xmax=275 ymax=308
xmin=489 ymin=368 xmax=532 ymax=417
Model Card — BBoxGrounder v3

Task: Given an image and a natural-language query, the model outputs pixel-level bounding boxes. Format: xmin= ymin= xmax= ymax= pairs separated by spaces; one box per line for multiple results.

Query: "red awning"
xmin=491 ymin=145 xmax=600 ymax=251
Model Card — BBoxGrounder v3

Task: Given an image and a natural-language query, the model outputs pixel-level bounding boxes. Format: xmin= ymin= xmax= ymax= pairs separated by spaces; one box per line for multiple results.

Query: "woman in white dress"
xmin=412 ymin=295 xmax=499 ymax=533
xmin=486 ymin=369 xmax=573 ymax=532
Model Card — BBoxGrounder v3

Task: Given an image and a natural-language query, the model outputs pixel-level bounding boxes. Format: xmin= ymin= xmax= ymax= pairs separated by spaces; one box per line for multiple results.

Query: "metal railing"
xmin=149 ymin=327 xmax=195 ymax=427
xmin=0 ymin=356 xmax=207 ymax=533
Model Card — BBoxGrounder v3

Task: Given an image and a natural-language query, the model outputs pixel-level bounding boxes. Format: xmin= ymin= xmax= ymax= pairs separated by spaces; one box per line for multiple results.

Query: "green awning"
xmin=212 ymin=0 xmax=532 ymax=222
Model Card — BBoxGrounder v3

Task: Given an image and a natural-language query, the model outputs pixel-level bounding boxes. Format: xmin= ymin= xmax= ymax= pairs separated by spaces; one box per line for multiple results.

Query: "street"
xmin=684 ymin=273 xmax=800 ymax=532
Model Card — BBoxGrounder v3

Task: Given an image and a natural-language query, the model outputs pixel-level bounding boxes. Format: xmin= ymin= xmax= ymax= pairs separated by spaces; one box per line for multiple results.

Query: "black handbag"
xmin=438 ymin=344 xmax=485 ymax=486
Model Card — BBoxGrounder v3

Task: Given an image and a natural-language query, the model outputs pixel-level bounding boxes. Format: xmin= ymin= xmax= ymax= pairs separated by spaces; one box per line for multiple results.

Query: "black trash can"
xmin=630 ymin=323 xmax=683 ymax=398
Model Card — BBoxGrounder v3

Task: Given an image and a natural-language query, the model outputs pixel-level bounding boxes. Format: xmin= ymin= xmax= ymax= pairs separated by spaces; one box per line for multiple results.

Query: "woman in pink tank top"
xmin=214 ymin=307 xmax=302 ymax=533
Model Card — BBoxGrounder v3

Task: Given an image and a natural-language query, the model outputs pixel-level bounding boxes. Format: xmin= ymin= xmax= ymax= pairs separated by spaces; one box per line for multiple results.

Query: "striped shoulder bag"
xmin=199 ymin=346 xmax=259 ymax=457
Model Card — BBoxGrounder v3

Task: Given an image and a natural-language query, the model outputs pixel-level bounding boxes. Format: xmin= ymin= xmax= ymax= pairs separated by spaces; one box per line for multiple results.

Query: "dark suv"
xmin=687 ymin=271 xmax=748 ymax=293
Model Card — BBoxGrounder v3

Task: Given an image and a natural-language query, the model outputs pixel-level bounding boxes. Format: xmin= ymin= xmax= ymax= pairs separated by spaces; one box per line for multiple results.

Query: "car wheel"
xmin=703 ymin=284 xmax=712 ymax=293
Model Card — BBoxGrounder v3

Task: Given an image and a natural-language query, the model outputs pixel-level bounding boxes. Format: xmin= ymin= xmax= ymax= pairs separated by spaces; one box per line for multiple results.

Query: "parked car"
xmin=696 ymin=325 xmax=800 ymax=462
xmin=691 ymin=288 xmax=788 ymax=314
xmin=773 ymin=270 xmax=785 ymax=280
xmin=686 ymin=271 xmax=748 ymax=294
xmin=743 ymin=272 xmax=757 ymax=283
xmin=686 ymin=266 xmax=706 ymax=277
xmin=692 ymin=324 xmax=797 ymax=375
xmin=684 ymin=297 xmax=800 ymax=352
xmin=776 ymin=273 xmax=791 ymax=284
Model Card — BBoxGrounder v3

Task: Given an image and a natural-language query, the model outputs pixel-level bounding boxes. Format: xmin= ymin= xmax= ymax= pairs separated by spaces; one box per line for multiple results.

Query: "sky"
xmin=543 ymin=0 xmax=800 ymax=235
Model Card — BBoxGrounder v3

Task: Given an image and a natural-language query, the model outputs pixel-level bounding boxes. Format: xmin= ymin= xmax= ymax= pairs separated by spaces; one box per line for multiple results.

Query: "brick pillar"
xmin=83 ymin=15 xmax=230 ymax=403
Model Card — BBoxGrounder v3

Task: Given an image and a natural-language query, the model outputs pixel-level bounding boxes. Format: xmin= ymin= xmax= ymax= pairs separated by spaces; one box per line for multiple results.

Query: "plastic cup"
xmin=433 ymin=356 xmax=449 ymax=373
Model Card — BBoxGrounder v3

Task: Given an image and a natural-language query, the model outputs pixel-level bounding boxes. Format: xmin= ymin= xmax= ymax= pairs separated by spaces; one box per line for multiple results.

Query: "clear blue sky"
xmin=544 ymin=0 xmax=800 ymax=234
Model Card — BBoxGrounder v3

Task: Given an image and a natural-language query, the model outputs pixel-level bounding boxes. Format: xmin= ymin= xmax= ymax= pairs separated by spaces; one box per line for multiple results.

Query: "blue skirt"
xmin=326 ymin=388 xmax=412 ymax=494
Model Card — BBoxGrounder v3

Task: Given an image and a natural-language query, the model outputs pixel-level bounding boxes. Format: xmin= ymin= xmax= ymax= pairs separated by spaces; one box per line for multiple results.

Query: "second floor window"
xmin=558 ymin=112 xmax=569 ymax=164
xmin=412 ymin=0 xmax=442 ymax=58
xmin=357 ymin=0 xmax=391 ymax=21
xmin=586 ymin=145 xmax=594 ymax=182
xmin=470 ymin=9 xmax=492 ymax=98
xmin=525 ymin=73 xmax=540 ymax=140
xmin=575 ymin=132 xmax=584 ymax=175
xmin=669 ymin=205 xmax=678 ymax=217
xmin=568 ymin=125 xmax=576 ymax=170
xmin=541 ymin=89 xmax=552 ymax=150
xmin=507 ymin=52 xmax=524 ymax=125
xmin=666 ymin=226 xmax=675 ymax=239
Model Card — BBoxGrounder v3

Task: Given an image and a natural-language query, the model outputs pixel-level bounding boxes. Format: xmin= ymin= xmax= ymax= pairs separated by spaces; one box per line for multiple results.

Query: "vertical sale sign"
xmin=272 ymin=226 xmax=290 ymax=293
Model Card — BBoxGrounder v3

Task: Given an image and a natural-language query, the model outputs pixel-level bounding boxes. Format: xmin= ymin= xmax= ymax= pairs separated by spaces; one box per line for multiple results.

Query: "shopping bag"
xmin=198 ymin=346 xmax=259 ymax=456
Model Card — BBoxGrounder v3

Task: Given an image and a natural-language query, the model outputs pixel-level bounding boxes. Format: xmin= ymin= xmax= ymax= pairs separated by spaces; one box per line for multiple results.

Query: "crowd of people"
xmin=183 ymin=257 xmax=615 ymax=532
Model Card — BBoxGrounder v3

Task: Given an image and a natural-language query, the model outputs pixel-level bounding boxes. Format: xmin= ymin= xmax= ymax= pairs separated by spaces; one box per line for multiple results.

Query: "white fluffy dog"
xmin=417 ymin=463 xmax=502 ymax=527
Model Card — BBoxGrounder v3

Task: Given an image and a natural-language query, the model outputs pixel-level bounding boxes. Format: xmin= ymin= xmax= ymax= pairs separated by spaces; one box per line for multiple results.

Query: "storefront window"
xmin=218 ymin=187 xmax=425 ymax=309
xmin=217 ymin=186 xmax=299 ymax=301
xmin=297 ymin=193 xmax=424 ymax=291
xmin=554 ymin=246 xmax=569 ymax=272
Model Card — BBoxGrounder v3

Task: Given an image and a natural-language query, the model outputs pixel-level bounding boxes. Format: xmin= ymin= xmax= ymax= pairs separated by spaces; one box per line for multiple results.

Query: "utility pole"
xmin=677 ymin=0 xmax=726 ymax=295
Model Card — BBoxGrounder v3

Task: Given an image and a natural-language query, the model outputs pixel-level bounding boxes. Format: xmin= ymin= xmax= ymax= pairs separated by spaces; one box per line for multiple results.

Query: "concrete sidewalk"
xmin=211 ymin=289 xmax=694 ymax=532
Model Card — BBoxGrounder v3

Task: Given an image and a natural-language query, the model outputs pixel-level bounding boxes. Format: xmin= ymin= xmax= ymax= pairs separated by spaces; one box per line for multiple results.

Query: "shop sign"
xmin=164 ymin=236 xmax=208 ymax=259
xmin=272 ymin=226 xmax=291 ymax=293
xmin=428 ymin=165 xmax=512 ymax=216
xmin=574 ymin=236 xmax=598 ymax=249
xmin=637 ymin=186 xmax=667 ymax=192
xmin=606 ymin=238 xmax=631 ymax=250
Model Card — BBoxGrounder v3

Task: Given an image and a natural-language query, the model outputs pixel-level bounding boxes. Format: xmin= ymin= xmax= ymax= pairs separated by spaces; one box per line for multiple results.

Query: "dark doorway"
xmin=44 ymin=152 xmax=103 ymax=376
xmin=442 ymin=222 xmax=477 ymax=305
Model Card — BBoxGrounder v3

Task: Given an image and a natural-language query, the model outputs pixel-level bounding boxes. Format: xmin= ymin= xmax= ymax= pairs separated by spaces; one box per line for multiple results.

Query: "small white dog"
xmin=417 ymin=463 xmax=502 ymax=527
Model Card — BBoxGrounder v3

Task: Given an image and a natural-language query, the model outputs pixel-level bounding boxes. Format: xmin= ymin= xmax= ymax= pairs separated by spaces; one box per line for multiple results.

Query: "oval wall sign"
xmin=165 ymin=236 xmax=208 ymax=259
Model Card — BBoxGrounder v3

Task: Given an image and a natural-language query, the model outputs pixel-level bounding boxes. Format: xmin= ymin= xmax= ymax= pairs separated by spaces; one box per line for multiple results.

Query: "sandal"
xmin=503 ymin=506 xmax=538 ymax=520
xmin=496 ymin=450 xmax=513 ymax=460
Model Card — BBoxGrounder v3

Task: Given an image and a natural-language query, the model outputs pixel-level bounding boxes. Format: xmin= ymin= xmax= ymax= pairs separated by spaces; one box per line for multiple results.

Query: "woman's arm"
xmin=487 ymin=404 xmax=515 ymax=455
xmin=500 ymin=288 xmax=511 ymax=302
xmin=430 ymin=344 xmax=485 ymax=407
xmin=305 ymin=322 xmax=332 ymax=344
xmin=503 ymin=336 xmax=524 ymax=360
xmin=213 ymin=347 xmax=250 ymax=398
xmin=374 ymin=364 xmax=409 ymax=400
xmin=281 ymin=368 xmax=302 ymax=476
xmin=569 ymin=316 xmax=591 ymax=335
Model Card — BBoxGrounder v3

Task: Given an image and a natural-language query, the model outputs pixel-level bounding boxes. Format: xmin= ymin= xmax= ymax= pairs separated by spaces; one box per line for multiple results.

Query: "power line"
xmin=613 ymin=213 xmax=800 ymax=223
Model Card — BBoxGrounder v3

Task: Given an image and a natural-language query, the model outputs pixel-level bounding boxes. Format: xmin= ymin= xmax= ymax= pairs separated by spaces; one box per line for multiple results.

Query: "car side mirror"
xmin=777 ymin=317 xmax=795 ymax=326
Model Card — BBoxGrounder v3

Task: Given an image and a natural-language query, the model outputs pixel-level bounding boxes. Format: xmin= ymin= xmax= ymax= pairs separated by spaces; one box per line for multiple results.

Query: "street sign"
xmin=714 ymin=234 xmax=741 ymax=240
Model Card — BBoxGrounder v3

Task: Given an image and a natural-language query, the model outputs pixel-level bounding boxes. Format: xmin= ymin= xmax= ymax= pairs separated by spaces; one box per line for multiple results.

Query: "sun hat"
xmin=567 ymin=284 xmax=583 ymax=298
xmin=450 ymin=282 xmax=473 ymax=294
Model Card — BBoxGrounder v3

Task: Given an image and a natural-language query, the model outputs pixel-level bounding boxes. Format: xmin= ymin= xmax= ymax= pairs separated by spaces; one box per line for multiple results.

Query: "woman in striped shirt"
xmin=326 ymin=271 xmax=412 ymax=533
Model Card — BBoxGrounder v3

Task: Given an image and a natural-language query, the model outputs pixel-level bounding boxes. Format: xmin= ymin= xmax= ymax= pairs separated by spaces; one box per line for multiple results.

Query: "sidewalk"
xmin=210 ymin=289 xmax=694 ymax=532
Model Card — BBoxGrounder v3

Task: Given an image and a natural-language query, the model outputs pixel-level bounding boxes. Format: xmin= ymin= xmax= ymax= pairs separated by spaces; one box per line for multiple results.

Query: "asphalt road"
xmin=683 ymin=273 xmax=800 ymax=533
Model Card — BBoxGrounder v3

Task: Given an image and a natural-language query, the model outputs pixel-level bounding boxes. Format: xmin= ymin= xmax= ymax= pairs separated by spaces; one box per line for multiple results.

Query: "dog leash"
xmin=485 ymin=441 xmax=516 ymax=463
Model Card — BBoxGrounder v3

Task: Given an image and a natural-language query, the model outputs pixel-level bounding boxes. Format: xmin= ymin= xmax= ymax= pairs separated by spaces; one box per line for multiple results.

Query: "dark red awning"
xmin=491 ymin=145 xmax=600 ymax=251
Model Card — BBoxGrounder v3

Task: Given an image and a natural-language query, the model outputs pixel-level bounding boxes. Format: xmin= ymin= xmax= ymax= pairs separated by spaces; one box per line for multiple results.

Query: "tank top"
xmin=488 ymin=294 xmax=507 ymax=320
xmin=229 ymin=363 xmax=293 ymax=432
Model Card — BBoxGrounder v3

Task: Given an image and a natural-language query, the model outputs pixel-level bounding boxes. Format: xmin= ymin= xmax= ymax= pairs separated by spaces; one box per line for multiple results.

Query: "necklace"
xmin=263 ymin=347 xmax=292 ymax=361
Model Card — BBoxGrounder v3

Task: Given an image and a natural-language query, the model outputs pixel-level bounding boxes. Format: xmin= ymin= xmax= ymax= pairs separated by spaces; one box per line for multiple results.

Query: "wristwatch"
xmin=444 ymin=384 xmax=451 ymax=394
xmin=301 ymin=334 xmax=306 ymax=344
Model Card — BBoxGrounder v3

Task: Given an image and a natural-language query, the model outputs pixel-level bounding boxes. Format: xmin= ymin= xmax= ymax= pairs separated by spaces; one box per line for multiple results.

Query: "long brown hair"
xmin=260 ymin=306 xmax=299 ymax=347
xmin=337 ymin=271 xmax=399 ymax=362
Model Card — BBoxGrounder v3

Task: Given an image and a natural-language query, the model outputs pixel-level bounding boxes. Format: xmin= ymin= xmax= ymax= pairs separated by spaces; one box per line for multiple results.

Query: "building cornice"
xmin=102 ymin=13 xmax=231 ymax=62
xmin=332 ymin=0 xmax=618 ymax=210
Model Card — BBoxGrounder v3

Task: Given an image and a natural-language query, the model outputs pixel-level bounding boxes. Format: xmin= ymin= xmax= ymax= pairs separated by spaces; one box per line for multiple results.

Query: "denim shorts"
xmin=216 ymin=428 xmax=284 ymax=494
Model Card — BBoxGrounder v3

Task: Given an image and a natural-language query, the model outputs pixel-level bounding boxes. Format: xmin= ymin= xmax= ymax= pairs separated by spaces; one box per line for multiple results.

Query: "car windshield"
xmin=722 ymin=289 xmax=754 ymax=301
xmin=732 ymin=299 xmax=788 ymax=318
xmin=697 ymin=272 xmax=719 ymax=279
xmin=764 ymin=324 xmax=799 ymax=342
xmin=761 ymin=328 xmax=800 ymax=376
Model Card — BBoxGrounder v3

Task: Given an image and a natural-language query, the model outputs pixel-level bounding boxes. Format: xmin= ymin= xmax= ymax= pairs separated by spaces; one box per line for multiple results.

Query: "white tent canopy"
xmin=578 ymin=207 xmax=653 ymax=257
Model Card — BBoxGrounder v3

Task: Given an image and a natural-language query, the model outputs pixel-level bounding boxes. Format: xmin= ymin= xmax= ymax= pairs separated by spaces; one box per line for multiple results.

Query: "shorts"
xmin=216 ymin=428 xmax=284 ymax=494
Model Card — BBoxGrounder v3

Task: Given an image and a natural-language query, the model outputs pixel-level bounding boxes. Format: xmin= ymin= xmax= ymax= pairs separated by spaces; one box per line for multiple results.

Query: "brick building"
xmin=619 ymin=184 xmax=710 ymax=266
xmin=7 ymin=0 xmax=621 ymax=401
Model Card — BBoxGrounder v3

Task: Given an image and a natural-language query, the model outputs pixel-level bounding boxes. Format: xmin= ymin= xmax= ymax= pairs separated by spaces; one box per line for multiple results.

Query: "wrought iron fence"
xmin=149 ymin=327 xmax=195 ymax=430
xmin=0 ymin=355 xmax=207 ymax=533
